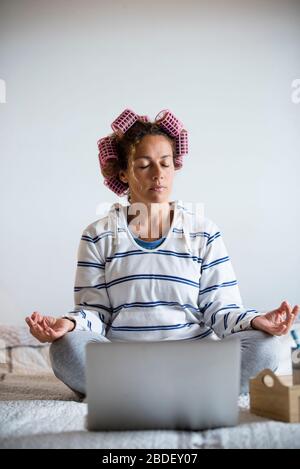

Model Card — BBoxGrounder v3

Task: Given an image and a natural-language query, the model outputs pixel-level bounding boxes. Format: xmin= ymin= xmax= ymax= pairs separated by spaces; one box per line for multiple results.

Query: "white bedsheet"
xmin=1 ymin=324 xmax=300 ymax=449
xmin=0 ymin=374 xmax=300 ymax=449
xmin=1 ymin=398 xmax=300 ymax=449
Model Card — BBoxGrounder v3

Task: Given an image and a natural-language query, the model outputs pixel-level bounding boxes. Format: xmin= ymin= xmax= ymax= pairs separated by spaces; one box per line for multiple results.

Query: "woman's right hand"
xmin=25 ymin=311 xmax=75 ymax=343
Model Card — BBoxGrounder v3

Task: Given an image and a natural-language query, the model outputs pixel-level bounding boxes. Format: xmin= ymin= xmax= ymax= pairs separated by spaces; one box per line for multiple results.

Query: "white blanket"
xmin=1 ymin=324 xmax=300 ymax=449
xmin=1 ymin=373 xmax=300 ymax=449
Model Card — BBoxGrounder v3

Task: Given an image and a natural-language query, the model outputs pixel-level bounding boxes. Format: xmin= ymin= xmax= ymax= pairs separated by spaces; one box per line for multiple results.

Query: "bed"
xmin=1 ymin=323 xmax=300 ymax=449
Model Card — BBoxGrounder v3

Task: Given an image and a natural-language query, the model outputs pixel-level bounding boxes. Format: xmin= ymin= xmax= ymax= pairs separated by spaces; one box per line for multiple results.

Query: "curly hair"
xmin=100 ymin=120 xmax=180 ymax=204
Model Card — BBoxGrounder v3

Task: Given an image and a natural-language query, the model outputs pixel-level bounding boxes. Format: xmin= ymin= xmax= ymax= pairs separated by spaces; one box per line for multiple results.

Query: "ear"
xmin=119 ymin=170 xmax=128 ymax=184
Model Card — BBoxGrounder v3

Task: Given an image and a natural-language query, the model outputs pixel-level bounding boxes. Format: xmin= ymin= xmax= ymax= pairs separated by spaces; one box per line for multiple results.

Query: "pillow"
xmin=0 ymin=324 xmax=52 ymax=374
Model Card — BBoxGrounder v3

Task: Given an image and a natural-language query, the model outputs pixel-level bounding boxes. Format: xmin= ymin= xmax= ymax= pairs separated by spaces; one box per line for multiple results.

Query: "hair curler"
xmin=98 ymin=108 xmax=189 ymax=196
xmin=155 ymin=109 xmax=183 ymax=137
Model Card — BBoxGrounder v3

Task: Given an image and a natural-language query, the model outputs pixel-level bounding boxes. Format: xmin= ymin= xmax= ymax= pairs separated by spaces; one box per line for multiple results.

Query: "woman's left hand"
xmin=251 ymin=301 xmax=299 ymax=336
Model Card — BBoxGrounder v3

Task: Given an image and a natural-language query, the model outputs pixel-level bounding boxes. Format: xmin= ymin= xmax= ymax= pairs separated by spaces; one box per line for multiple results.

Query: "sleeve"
xmin=63 ymin=227 xmax=113 ymax=334
xmin=198 ymin=221 xmax=261 ymax=338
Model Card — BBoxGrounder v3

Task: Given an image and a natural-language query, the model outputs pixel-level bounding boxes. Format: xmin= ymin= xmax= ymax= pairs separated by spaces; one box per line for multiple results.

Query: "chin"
xmin=147 ymin=191 xmax=169 ymax=202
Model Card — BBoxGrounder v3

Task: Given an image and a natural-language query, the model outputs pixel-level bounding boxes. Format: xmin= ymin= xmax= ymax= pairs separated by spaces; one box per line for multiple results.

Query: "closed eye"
xmin=139 ymin=165 xmax=170 ymax=169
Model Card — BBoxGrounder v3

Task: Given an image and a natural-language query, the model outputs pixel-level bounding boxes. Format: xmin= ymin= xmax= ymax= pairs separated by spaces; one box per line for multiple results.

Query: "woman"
xmin=25 ymin=109 xmax=299 ymax=395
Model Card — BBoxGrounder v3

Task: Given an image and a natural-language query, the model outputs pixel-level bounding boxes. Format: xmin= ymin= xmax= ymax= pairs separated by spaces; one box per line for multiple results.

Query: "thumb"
xmin=279 ymin=300 xmax=287 ymax=311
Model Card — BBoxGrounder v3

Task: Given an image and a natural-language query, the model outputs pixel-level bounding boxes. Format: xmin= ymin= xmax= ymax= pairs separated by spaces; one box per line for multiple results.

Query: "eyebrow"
xmin=134 ymin=155 xmax=172 ymax=160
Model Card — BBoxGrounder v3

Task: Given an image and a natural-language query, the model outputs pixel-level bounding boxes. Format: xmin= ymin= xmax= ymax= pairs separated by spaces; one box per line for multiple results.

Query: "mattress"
xmin=1 ymin=324 xmax=300 ymax=449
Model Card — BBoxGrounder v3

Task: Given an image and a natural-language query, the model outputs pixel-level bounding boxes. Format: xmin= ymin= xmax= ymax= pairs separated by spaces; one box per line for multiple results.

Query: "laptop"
xmin=86 ymin=337 xmax=241 ymax=431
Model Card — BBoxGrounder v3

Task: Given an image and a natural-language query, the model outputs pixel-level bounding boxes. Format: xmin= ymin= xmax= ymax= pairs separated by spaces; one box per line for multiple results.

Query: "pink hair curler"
xmin=174 ymin=154 xmax=184 ymax=169
xmin=175 ymin=129 xmax=188 ymax=156
xmin=138 ymin=115 xmax=150 ymax=123
xmin=103 ymin=176 xmax=128 ymax=196
xmin=111 ymin=108 xmax=140 ymax=135
xmin=98 ymin=108 xmax=188 ymax=197
xmin=155 ymin=109 xmax=183 ymax=137
xmin=98 ymin=136 xmax=118 ymax=168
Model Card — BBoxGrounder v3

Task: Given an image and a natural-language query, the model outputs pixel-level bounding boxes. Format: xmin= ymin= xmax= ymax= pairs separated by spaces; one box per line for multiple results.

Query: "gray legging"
xmin=49 ymin=330 xmax=280 ymax=396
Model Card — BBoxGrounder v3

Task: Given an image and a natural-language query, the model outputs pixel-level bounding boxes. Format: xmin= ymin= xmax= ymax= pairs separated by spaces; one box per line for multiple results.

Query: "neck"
xmin=127 ymin=201 xmax=174 ymax=241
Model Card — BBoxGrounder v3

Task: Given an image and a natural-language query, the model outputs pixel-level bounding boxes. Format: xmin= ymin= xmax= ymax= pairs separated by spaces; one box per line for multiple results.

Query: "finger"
xmin=25 ymin=317 xmax=34 ymax=327
xmin=269 ymin=323 xmax=288 ymax=336
xmin=274 ymin=301 xmax=292 ymax=325
xmin=31 ymin=311 xmax=40 ymax=318
xmin=41 ymin=326 xmax=61 ymax=342
xmin=281 ymin=300 xmax=292 ymax=317
xmin=284 ymin=311 xmax=294 ymax=329
xmin=285 ymin=305 xmax=300 ymax=330
xmin=286 ymin=300 xmax=292 ymax=311
xmin=43 ymin=317 xmax=56 ymax=331
xmin=273 ymin=320 xmax=288 ymax=329
xmin=43 ymin=318 xmax=49 ymax=329
xmin=271 ymin=309 xmax=288 ymax=325
xmin=42 ymin=320 xmax=53 ymax=336
xmin=282 ymin=304 xmax=298 ymax=328
xmin=289 ymin=308 xmax=298 ymax=325
xmin=28 ymin=321 xmax=40 ymax=334
xmin=43 ymin=317 xmax=50 ymax=327
xmin=44 ymin=317 xmax=55 ymax=328
xmin=292 ymin=304 xmax=300 ymax=319
xmin=42 ymin=319 xmax=51 ymax=332
xmin=32 ymin=326 xmax=51 ymax=342
xmin=28 ymin=328 xmax=46 ymax=342
xmin=35 ymin=312 xmax=44 ymax=325
xmin=28 ymin=328 xmax=39 ymax=339
xmin=278 ymin=301 xmax=286 ymax=317
xmin=31 ymin=312 xmax=38 ymax=324
xmin=46 ymin=329 xmax=59 ymax=340
xmin=274 ymin=303 xmax=283 ymax=322
xmin=274 ymin=311 xmax=286 ymax=325
xmin=33 ymin=323 xmax=46 ymax=335
xmin=31 ymin=311 xmax=43 ymax=325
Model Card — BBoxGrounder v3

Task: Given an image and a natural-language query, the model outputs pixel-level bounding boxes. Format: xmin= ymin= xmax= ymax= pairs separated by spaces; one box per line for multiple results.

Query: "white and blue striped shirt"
xmin=63 ymin=200 xmax=260 ymax=341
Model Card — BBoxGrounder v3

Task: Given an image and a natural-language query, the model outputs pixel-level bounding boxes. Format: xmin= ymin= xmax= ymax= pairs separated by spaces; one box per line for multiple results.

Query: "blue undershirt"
xmin=133 ymin=237 xmax=166 ymax=249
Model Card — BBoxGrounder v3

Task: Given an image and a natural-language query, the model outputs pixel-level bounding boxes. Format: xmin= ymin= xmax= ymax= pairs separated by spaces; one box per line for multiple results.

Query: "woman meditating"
xmin=25 ymin=108 xmax=299 ymax=395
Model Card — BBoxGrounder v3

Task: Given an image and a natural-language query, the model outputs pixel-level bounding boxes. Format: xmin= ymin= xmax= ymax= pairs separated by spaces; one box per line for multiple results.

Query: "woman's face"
xmin=119 ymin=135 xmax=175 ymax=205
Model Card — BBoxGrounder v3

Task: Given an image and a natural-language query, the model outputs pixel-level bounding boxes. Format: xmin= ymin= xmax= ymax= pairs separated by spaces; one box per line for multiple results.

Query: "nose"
xmin=151 ymin=164 xmax=164 ymax=181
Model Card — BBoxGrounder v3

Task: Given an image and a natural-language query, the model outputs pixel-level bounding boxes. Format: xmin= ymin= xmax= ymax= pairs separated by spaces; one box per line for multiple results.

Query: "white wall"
xmin=0 ymin=0 xmax=299 ymax=325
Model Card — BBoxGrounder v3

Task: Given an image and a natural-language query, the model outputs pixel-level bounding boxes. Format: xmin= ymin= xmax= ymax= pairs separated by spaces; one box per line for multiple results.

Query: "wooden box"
xmin=250 ymin=369 xmax=300 ymax=423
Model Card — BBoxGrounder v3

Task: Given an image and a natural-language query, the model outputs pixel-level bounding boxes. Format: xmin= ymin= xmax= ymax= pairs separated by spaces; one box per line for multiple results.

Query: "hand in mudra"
xmin=251 ymin=301 xmax=299 ymax=336
xmin=25 ymin=311 xmax=74 ymax=343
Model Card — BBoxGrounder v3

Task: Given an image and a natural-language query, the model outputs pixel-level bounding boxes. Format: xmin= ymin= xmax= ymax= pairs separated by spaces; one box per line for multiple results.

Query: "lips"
xmin=150 ymin=186 xmax=165 ymax=192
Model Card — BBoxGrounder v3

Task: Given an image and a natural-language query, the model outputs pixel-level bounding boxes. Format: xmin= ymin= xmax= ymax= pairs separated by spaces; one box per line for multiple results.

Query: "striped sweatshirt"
xmin=63 ymin=200 xmax=260 ymax=341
